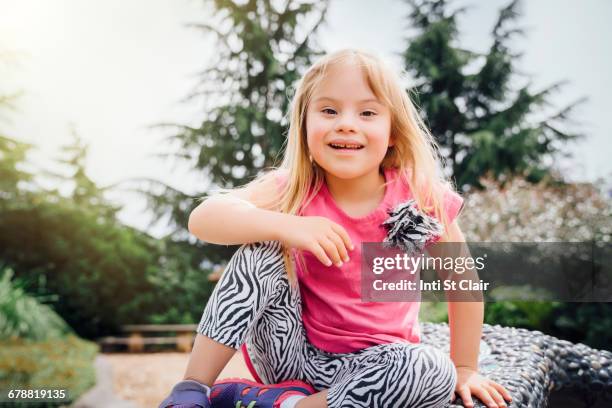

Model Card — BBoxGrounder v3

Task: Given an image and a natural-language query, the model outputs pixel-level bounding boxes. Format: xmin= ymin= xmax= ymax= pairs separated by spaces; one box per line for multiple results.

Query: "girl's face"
xmin=305 ymin=63 xmax=393 ymax=180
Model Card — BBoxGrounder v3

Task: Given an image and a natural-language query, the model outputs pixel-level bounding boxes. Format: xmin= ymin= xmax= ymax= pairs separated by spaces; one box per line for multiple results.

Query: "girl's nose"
xmin=334 ymin=113 xmax=358 ymax=133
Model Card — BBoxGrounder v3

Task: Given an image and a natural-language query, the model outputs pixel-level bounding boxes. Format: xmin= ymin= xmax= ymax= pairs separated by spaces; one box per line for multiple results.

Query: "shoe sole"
xmin=213 ymin=377 xmax=316 ymax=394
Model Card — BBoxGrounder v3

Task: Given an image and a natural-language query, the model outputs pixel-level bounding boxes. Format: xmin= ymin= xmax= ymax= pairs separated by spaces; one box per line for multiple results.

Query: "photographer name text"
xmin=372 ymin=279 xmax=490 ymax=291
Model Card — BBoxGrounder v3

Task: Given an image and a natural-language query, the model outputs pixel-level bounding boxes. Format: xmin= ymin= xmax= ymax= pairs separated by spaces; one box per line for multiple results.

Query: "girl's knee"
xmin=430 ymin=348 xmax=457 ymax=400
xmin=224 ymin=240 xmax=286 ymax=283
xmin=237 ymin=240 xmax=284 ymax=263
xmin=393 ymin=345 xmax=456 ymax=405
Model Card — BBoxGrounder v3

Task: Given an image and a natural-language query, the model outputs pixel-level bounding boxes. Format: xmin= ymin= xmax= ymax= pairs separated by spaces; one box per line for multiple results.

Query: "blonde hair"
xmin=212 ymin=49 xmax=457 ymax=287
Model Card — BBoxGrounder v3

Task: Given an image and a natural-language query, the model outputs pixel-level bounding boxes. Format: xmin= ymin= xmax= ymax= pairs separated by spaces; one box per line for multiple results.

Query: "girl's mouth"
xmin=328 ymin=143 xmax=365 ymax=151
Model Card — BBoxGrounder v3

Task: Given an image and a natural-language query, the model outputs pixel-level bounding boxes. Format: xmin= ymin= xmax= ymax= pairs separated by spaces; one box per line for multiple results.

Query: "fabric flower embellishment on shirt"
xmin=381 ymin=199 xmax=444 ymax=254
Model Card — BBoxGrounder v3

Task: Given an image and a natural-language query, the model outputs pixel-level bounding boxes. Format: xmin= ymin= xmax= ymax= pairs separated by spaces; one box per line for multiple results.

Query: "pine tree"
xmin=48 ymin=128 xmax=120 ymax=219
xmin=178 ymin=0 xmax=329 ymax=186
xmin=0 ymin=89 xmax=33 ymax=203
xmin=132 ymin=0 xmax=329 ymax=265
xmin=0 ymin=135 xmax=33 ymax=202
xmin=403 ymin=0 xmax=586 ymax=189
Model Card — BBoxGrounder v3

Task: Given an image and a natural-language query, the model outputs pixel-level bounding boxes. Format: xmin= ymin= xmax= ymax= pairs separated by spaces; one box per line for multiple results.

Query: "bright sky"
xmin=1 ymin=0 xmax=610 ymax=236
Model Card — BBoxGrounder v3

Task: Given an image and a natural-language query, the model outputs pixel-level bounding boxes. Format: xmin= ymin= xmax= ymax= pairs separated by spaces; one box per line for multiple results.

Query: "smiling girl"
xmin=160 ymin=49 xmax=512 ymax=408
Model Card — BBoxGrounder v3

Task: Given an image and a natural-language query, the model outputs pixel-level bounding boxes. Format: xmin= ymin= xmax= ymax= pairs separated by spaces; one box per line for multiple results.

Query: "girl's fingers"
xmin=327 ymin=233 xmax=349 ymax=263
xmin=484 ymin=384 xmax=505 ymax=407
xmin=458 ymin=386 xmax=474 ymax=408
xmin=474 ymin=385 xmax=498 ymax=408
xmin=319 ymin=237 xmax=342 ymax=266
xmin=331 ymin=223 xmax=354 ymax=252
xmin=309 ymin=243 xmax=332 ymax=266
xmin=490 ymin=381 xmax=513 ymax=402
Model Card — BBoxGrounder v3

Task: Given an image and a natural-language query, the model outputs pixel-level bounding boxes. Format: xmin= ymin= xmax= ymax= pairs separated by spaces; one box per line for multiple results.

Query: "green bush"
xmin=1 ymin=132 xmax=216 ymax=339
xmin=0 ymin=268 xmax=71 ymax=341
xmin=484 ymin=302 xmax=558 ymax=331
xmin=550 ymin=303 xmax=612 ymax=351
xmin=0 ymin=335 xmax=98 ymax=407
xmin=483 ymin=286 xmax=560 ymax=332
xmin=419 ymin=302 xmax=448 ymax=323
xmin=420 ymin=300 xmax=556 ymax=331
xmin=0 ymin=269 xmax=97 ymax=405
xmin=0 ymin=196 xmax=214 ymax=339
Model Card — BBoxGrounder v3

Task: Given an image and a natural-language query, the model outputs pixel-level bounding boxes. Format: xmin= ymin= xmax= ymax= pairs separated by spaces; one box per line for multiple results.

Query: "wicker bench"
xmin=421 ymin=323 xmax=612 ymax=407
xmin=99 ymin=324 xmax=197 ymax=353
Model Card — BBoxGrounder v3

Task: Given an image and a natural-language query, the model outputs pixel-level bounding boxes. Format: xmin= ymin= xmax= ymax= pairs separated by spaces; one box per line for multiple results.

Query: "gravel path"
xmin=105 ymin=351 xmax=253 ymax=408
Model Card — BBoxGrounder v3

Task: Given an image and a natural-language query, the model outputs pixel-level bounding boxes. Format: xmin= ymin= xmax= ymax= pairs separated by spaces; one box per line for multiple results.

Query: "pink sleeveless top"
xmin=282 ymin=167 xmax=463 ymax=353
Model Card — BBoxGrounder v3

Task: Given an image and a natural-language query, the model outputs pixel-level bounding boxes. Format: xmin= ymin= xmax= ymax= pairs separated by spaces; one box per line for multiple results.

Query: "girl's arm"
xmin=188 ymin=170 xmax=289 ymax=245
xmin=441 ymin=220 xmax=512 ymax=407
xmin=444 ymin=221 xmax=483 ymax=370
xmin=188 ymin=170 xmax=353 ymax=265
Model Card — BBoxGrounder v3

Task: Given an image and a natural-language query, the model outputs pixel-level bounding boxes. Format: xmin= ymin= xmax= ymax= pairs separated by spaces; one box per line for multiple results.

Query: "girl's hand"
xmin=452 ymin=367 xmax=512 ymax=408
xmin=279 ymin=216 xmax=354 ymax=267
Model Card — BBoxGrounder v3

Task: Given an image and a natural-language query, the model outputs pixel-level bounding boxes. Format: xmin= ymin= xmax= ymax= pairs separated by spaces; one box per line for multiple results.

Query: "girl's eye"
xmin=321 ymin=108 xmax=336 ymax=115
xmin=362 ymin=111 xmax=377 ymax=117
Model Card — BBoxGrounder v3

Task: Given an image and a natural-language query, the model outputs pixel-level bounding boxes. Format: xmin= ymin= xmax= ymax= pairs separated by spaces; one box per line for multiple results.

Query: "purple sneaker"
xmin=210 ymin=378 xmax=315 ymax=408
xmin=158 ymin=379 xmax=211 ymax=408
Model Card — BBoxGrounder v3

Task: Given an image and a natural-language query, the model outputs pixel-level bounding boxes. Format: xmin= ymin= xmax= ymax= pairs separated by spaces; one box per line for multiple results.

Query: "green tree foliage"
xmin=403 ymin=0 xmax=586 ymax=188
xmin=174 ymin=0 xmax=328 ymax=187
xmin=0 ymin=134 xmax=151 ymax=337
xmin=0 ymin=198 xmax=160 ymax=338
xmin=0 ymin=50 xmax=213 ymax=335
xmin=0 ymin=135 xmax=33 ymax=201
xmin=135 ymin=0 xmax=329 ymax=267
xmin=0 ymin=59 xmax=28 ymax=199
xmin=0 ymin=132 xmax=212 ymax=337
xmin=55 ymin=129 xmax=120 ymax=218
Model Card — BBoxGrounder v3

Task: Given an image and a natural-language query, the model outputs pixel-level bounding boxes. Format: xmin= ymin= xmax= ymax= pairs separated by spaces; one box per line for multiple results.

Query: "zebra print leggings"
xmin=197 ymin=241 xmax=457 ymax=408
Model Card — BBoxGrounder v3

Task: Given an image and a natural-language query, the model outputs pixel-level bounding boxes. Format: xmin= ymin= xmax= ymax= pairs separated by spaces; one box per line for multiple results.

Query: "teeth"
xmin=330 ymin=143 xmax=363 ymax=149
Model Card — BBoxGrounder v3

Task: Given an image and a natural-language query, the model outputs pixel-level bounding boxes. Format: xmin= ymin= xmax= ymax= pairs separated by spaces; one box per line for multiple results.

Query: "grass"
xmin=0 ymin=335 xmax=98 ymax=407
